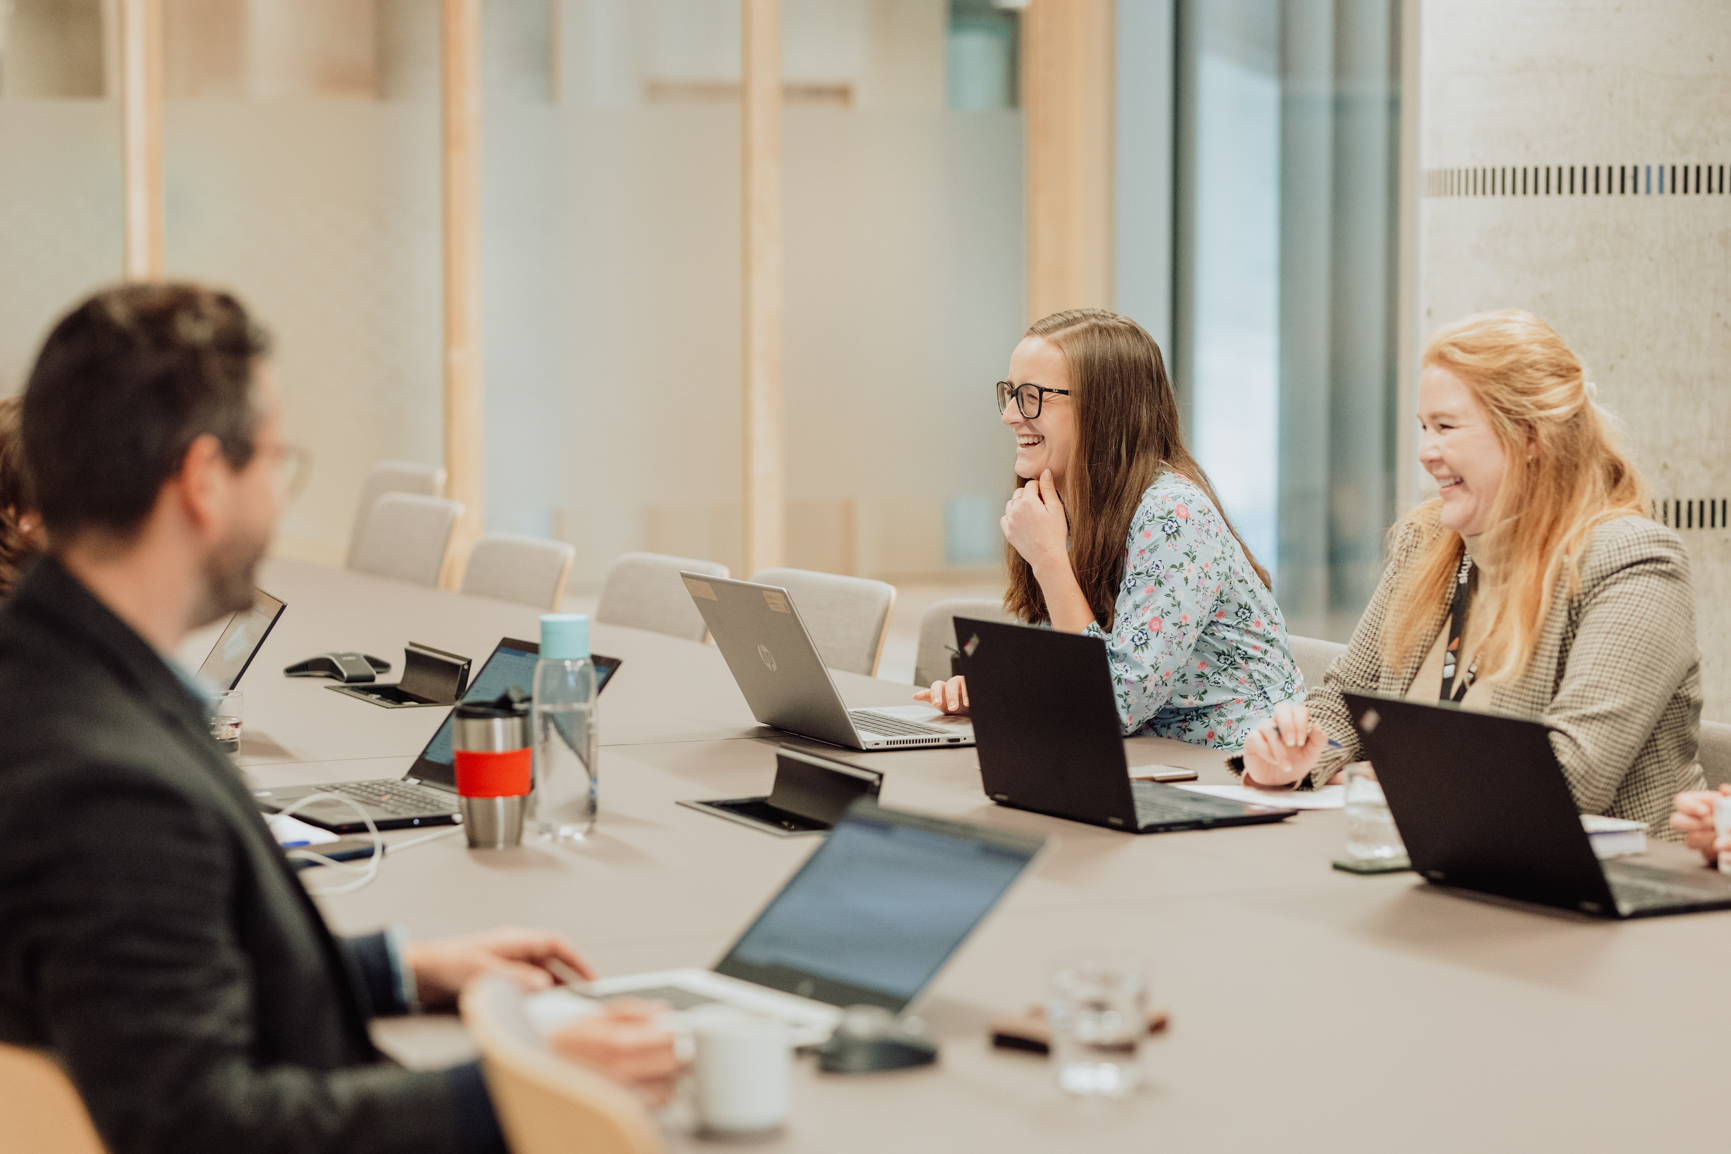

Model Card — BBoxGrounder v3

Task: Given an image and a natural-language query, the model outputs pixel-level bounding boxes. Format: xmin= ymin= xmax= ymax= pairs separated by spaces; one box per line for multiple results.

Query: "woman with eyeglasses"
xmin=914 ymin=308 xmax=1302 ymax=750
xmin=1239 ymin=311 xmax=1703 ymax=837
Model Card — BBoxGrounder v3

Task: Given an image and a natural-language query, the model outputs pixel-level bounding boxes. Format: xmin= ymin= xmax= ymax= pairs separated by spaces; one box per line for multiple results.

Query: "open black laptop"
xmin=196 ymin=588 xmax=286 ymax=691
xmin=1342 ymin=691 xmax=1731 ymax=919
xmin=956 ymin=618 xmax=1295 ymax=833
xmin=255 ymin=637 xmax=620 ymax=832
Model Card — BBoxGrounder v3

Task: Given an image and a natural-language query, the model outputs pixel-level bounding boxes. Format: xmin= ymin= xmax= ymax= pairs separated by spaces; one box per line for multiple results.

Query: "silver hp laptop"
xmin=527 ymin=800 xmax=1045 ymax=1045
xmin=682 ymin=572 xmax=975 ymax=749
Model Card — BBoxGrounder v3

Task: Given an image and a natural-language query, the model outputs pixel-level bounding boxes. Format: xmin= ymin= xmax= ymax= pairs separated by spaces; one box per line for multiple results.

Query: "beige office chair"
xmin=344 ymin=460 xmax=446 ymax=569
xmin=913 ymin=597 xmax=1015 ymax=687
xmin=461 ymin=532 xmax=576 ymax=610
xmin=1287 ymin=634 xmax=1348 ymax=689
xmin=1699 ymin=720 xmax=1731 ymax=790
xmin=596 ymin=553 xmax=729 ymax=643
xmin=0 ymin=1043 xmax=108 ymax=1154
xmin=750 ymin=567 xmax=896 ymax=677
xmin=347 ymin=493 xmax=463 ymax=588
xmin=460 ymin=975 xmax=663 ymax=1154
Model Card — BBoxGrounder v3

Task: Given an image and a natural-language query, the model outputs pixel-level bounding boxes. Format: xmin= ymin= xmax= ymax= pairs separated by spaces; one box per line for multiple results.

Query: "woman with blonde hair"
xmin=915 ymin=308 xmax=1302 ymax=749
xmin=1238 ymin=310 xmax=1703 ymax=835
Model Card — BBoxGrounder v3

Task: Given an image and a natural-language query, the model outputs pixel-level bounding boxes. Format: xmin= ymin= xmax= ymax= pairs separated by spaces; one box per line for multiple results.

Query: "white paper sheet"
xmin=267 ymin=813 xmax=341 ymax=846
xmin=1175 ymin=783 xmax=1346 ymax=810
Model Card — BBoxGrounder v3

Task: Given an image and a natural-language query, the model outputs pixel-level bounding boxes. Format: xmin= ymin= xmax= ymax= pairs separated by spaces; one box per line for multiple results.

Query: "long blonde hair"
xmin=1004 ymin=310 xmax=1270 ymax=628
xmin=1381 ymin=311 xmax=1647 ymax=683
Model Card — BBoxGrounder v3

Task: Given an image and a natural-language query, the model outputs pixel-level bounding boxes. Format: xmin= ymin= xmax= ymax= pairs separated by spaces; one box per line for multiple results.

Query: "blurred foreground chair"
xmin=596 ymin=553 xmax=729 ymax=643
xmin=1287 ymin=634 xmax=1348 ymax=691
xmin=1699 ymin=720 xmax=1731 ymax=790
xmin=344 ymin=460 xmax=446 ymax=569
xmin=913 ymin=597 xmax=1016 ymax=687
xmin=460 ymin=975 xmax=663 ymax=1154
xmin=347 ymin=493 xmax=462 ymax=588
xmin=0 ymin=1043 xmax=107 ymax=1154
xmin=462 ymin=533 xmax=576 ymax=610
xmin=750 ymin=567 xmax=895 ymax=677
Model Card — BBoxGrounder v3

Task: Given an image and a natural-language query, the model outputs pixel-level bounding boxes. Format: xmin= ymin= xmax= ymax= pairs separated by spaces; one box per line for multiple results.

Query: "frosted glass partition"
xmin=162 ymin=98 xmax=442 ymax=564
xmin=486 ymin=0 xmax=1025 ymax=585
xmin=0 ymin=99 xmax=123 ymax=397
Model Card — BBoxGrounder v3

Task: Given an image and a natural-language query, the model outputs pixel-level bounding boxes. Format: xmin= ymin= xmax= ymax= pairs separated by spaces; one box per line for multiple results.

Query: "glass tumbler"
xmin=209 ymin=690 xmax=243 ymax=755
xmin=1048 ymin=959 xmax=1147 ymax=1097
xmin=1343 ymin=763 xmax=1405 ymax=860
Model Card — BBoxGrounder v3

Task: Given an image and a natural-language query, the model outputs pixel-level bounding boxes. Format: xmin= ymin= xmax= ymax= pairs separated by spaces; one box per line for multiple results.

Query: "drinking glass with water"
xmin=529 ymin=614 xmax=598 ymax=844
xmin=1049 ymin=958 xmax=1147 ymax=1097
xmin=209 ymin=690 xmax=243 ymax=755
xmin=1343 ymin=763 xmax=1405 ymax=861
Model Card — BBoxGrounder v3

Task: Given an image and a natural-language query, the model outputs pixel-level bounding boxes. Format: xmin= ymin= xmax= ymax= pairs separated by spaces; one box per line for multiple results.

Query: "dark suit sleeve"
xmin=1 ymin=768 xmax=466 ymax=1154
xmin=342 ymin=932 xmax=411 ymax=1018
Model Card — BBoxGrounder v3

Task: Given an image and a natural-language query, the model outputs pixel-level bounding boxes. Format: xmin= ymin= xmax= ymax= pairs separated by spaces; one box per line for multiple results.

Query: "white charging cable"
xmin=275 ymin=792 xmax=384 ymax=896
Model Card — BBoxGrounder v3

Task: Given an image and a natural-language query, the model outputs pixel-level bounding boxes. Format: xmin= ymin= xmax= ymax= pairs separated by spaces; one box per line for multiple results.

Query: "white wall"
xmin=1420 ymin=0 xmax=1731 ymax=717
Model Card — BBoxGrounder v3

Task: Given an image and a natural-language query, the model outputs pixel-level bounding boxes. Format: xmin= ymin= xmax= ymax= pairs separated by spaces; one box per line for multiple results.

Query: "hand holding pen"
xmin=1241 ymin=700 xmax=1336 ymax=790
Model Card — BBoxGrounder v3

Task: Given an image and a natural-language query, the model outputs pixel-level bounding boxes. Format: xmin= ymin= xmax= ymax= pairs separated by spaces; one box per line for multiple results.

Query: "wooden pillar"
xmin=741 ymin=0 xmax=784 ymax=577
xmin=1022 ymin=0 xmax=1116 ymax=323
xmin=119 ymin=0 xmax=164 ymax=280
xmin=441 ymin=0 xmax=484 ymax=586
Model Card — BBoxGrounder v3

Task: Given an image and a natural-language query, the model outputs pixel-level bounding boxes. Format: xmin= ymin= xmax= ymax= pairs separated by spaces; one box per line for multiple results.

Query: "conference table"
xmin=238 ymin=557 xmax=1731 ymax=1154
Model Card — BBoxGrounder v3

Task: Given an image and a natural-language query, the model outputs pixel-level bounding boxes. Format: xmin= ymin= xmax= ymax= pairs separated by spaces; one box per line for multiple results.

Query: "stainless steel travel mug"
xmin=452 ymin=690 xmax=533 ymax=849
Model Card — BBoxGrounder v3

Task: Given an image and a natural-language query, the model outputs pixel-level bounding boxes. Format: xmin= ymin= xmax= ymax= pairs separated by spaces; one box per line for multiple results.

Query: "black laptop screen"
xmin=414 ymin=641 xmax=619 ymax=788
xmin=715 ymin=807 xmax=1038 ymax=1010
xmin=196 ymin=589 xmax=285 ymax=691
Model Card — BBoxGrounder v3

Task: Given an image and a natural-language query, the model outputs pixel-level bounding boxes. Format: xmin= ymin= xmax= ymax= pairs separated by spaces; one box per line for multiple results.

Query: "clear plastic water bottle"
xmin=529 ymin=613 xmax=597 ymax=843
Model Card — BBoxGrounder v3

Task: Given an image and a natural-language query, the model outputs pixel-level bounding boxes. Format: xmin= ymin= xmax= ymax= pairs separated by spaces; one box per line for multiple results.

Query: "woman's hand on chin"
xmin=914 ymin=676 xmax=969 ymax=716
xmin=1001 ymin=470 xmax=1070 ymax=574
xmin=1241 ymin=701 xmax=1329 ymax=789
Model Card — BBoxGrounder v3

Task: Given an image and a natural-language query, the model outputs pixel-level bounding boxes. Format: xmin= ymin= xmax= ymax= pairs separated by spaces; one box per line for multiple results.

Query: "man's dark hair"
xmin=23 ymin=283 xmax=271 ymax=540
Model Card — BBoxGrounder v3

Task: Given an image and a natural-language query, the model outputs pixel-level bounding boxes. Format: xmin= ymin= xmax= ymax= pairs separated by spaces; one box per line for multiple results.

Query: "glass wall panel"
xmin=0 ymin=0 xmax=120 ymax=398
xmin=490 ymin=0 xmax=1023 ymax=584
xmin=1175 ymin=0 xmax=1400 ymax=641
xmin=160 ymin=0 xmax=443 ymax=564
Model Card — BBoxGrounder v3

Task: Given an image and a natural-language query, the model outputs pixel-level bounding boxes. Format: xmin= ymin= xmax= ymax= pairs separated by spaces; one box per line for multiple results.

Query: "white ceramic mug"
xmin=692 ymin=1010 xmax=791 ymax=1136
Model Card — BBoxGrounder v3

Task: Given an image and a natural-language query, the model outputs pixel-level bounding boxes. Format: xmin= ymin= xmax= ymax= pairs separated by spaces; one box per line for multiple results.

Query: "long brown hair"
xmin=1004 ymin=309 xmax=1270 ymax=627
xmin=0 ymin=395 xmax=39 ymax=597
xmin=1381 ymin=310 xmax=1648 ymax=682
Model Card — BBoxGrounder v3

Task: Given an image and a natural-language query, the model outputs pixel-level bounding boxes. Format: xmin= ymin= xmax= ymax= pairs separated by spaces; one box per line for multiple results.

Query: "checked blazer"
xmin=1280 ymin=512 xmax=1705 ymax=838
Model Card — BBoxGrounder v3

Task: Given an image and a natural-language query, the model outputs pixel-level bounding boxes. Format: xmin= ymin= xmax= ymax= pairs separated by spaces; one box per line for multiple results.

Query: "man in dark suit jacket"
xmin=0 ymin=286 xmax=679 ymax=1153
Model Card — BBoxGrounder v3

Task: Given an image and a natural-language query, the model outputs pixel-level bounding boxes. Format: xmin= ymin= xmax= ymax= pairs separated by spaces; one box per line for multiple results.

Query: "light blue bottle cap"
xmin=539 ymin=613 xmax=590 ymax=661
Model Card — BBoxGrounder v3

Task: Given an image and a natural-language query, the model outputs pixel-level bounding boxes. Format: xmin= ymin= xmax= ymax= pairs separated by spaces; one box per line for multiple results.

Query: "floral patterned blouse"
xmin=1078 ymin=470 xmax=1302 ymax=750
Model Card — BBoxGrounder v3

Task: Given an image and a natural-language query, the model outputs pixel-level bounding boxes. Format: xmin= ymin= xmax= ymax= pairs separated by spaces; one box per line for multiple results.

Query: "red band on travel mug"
xmin=454 ymin=748 xmax=532 ymax=798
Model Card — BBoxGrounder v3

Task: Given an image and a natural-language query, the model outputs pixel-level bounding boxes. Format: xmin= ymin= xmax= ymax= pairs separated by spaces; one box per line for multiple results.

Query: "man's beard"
xmin=191 ymin=524 xmax=269 ymax=628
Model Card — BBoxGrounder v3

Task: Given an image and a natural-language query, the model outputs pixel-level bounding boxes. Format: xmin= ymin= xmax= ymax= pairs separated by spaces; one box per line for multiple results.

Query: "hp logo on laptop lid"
xmin=758 ymin=644 xmax=777 ymax=672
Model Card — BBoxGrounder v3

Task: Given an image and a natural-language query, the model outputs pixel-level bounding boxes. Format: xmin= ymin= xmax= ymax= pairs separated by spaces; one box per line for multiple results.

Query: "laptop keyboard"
xmin=850 ymin=710 xmax=948 ymax=738
xmin=599 ymin=986 xmax=719 ymax=1011
xmin=1606 ymin=860 xmax=1731 ymax=911
xmin=1131 ymin=782 xmax=1249 ymax=826
xmin=318 ymin=779 xmax=457 ymax=817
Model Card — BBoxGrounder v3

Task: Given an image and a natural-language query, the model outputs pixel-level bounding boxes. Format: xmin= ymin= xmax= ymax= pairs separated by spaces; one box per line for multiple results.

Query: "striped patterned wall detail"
xmin=1657 ymin=499 xmax=1730 ymax=531
xmin=1424 ymin=164 xmax=1729 ymax=197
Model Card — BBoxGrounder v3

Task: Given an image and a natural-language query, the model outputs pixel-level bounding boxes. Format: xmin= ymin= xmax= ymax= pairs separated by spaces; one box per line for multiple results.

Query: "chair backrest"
xmin=461 ymin=532 xmax=576 ymax=610
xmin=750 ymin=567 xmax=896 ymax=677
xmin=1287 ymin=634 xmax=1349 ymax=690
xmin=459 ymin=976 xmax=663 ymax=1154
xmin=347 ymin=493 xmax=463 ymax=588
xmin=1699 ymin=720 xmax=1731 ymax=790
xmin=595 ymin=553 xmax=729 ymax=643
xmin=345 ymin=460 xmax=446 ymax=569
xmin=914 ymin=597 xmax=1015 ymax=687
xmin=0 ymin=1044 xmax=108 ymax=1154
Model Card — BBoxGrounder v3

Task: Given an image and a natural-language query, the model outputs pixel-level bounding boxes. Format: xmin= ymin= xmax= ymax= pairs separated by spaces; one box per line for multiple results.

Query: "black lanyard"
xmin=1440 ymin=554 xmax=1477 ymax=703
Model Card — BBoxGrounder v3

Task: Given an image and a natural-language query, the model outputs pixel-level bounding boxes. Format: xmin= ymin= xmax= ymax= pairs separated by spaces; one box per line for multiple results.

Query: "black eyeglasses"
xmin=995 ymin=380 xmax=1071 ymax=419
